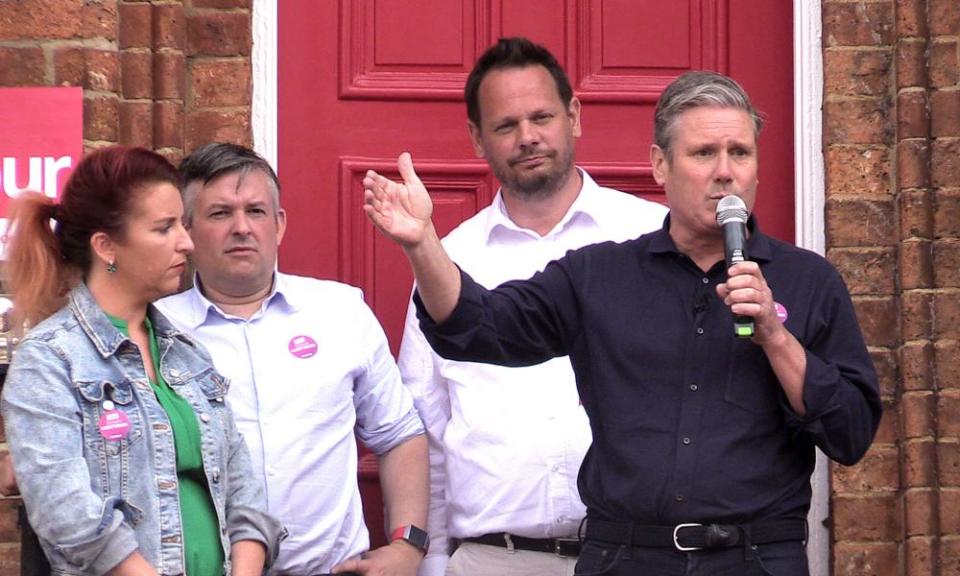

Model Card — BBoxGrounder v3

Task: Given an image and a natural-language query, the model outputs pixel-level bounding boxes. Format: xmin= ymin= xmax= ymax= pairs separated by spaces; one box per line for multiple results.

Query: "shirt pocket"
xmin=75 ymin=380 xmax=144 ymax=496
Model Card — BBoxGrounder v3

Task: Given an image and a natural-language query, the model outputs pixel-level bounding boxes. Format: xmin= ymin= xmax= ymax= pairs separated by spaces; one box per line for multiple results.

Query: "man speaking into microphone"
xmin=363 ymin=71 xmax=881 ymax=575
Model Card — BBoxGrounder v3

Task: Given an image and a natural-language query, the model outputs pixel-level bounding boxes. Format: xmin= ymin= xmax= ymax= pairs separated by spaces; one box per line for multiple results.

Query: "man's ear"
xmin=568 ymin=96 xmax=582 ymax=138
xmin=467 ymin=121 xmax=486 ymax=159
xmin=650 ymin=145 xmax=669 ymax=186
xmin=275 ymin=208 xmax=287 ymax=246
xmin=90 ymin=231 xmax=116 ymax=268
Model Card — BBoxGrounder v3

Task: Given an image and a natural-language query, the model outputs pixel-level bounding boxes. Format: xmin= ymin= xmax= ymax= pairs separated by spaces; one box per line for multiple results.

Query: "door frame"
xmin=253 ymin=2 xmax=830 ymax=573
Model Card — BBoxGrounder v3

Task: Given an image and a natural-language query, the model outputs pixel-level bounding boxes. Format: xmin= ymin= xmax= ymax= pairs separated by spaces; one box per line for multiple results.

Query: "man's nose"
xmin=714 ymin=152 xmax=734 ymax=183
xmin=231 ymin=212 xmax=252 ymax=234
xmin=517 ymin=120 xmax=539 ymax=147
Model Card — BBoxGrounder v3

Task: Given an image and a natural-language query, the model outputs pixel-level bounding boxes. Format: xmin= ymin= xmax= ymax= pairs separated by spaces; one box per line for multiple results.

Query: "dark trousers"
xmin=574 ymin=539 xmax=809 ymax=576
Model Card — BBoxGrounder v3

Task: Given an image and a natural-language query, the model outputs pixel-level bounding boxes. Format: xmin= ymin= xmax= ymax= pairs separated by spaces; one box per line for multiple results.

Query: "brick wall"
xmin=0 ymin=1 xmax=253 ymax=572
xmin=824 ymin=1 xmax=960 ymax=575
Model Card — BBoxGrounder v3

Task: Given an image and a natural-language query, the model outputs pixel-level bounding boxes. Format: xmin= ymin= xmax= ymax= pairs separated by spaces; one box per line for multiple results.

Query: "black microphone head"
xmin=716 ymin=195 xmax=748 ymax=226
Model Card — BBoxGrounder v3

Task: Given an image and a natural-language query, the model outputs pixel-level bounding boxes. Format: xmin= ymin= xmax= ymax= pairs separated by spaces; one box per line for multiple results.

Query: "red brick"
xmin=824 ymin=49 xmax=892 ymax=97
xmin=0 ymin=542 xmax=18 ymax=576
xmin=897 ymin=39 xmax=928 ymax=89
xmin=901 ymin=291 xmax=933 ymax=340
xmin=936 ymin=340 xmax=960 ymax=389
xmin=192 ymin=0 xmax=251 ymax=7
xmin=119 ymin=101 xmax=153 ymax=148
xmin=833 ymin=541 xmax=899 ymax=576
xmin=929 ymin=0 xmax=960 ymax=36
xmin=823 ymin=2 xmax=895 ymax=47
xmin=832 ymin=493 xmax=900 ymax=541
xmin=828 ymin=247 xmax=896 ymax=294
xmin=824 ymin=99 xmax=891 ymax=145
xmin=872 ymin=349 xmax=899 ymax=399
xmin=900 ymin=239 xmax=933 ymax=289
xmin=897 ymin=90 xmax=929 ymax=139
xmin=83 ymin=0 xmax=118 ymax=41
xmin=0 ymin=0 xmax=82 ymax=41
xmin=945 ymin=538 xmax=960 ymax=576
xmin=900 ymin=188 xmax=933 ymax=239
xmin=187 ymin=11 xmax=251 ymax=57
xmin=825 ymin=146 xmax=890 ymax=197
xmin=832 ymin=444 xmax=899 ymax=493
xmin=826 ymin=198 xmax=897 ymax=247
xmin=185 ymin=109 xmax=251 ymax=152
xmin=935 ymin=240 xmax=960 ymax=287
xmin=83 ymin=50 xmax=120 ymax=92
xmin=930 ymin=40 xmax=959 ymax=88
xmin=190 ymin=58 xmax=250 ymax=107
xmin=939 ymin=390 xmax=960 ymax=437
xmin=932 ymin=139 xmax=960 ymax=188
xmin=153 ymin=101 xmax=183 ymax=148
xmin=896 ymin=0 xmax=928 ymax=38
xmin=119 ymin=2 xmax=151 ymax=49
xmin=853 ymin=296 xmax=898 ymax=348
xmin=905 ymin=488 xmax=938 ymax=536
xmin=0 ymin=499 xmax=18 ymax=542
xmin=897 ymin=140 xmax=930 ymax=189
xmin=154 ymin=51 xmax=186 ymax=99
xmin=152 ymin=3 xmax=185 ymax=50
xmin=873 ymin=400 xmax=899 ymax=444
xmin=902 ymin=391 xmax=937 ymax=438
xmin=121 ymin=50 xmax=152 ymax=99
xmin=83 ymin=94 xmax=119 ymax=142
xmin=53 ymin=46 xmax=85 ymax=86
xmin=937 ymin=440 xmax=960 ymax=485
xmin=941 ymin=487 xmax=960 ymax=533
xmin=0 ymin=47 xmax=44 ymax=86
xmin=901 ymin=340 xmax=935 ymax=391
xmin=903 ymin=439 xmax=937 ymax=487
xmin=935 ymin=189 xmax=960 ymax=238
xmin=931 ymin=90 xmax=960 ymax=138
xmin=905 ymin=536 xmax=935 ymax=576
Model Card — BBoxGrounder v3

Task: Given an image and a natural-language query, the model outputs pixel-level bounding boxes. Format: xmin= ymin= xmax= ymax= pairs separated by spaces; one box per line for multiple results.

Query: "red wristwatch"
xmin=391 ymin=524 xmax=430 ymax=554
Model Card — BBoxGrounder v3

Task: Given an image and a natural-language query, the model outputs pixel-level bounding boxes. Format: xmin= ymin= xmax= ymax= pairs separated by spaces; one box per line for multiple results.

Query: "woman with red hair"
xmin=2 ymin=146 xmax=283 ymax=576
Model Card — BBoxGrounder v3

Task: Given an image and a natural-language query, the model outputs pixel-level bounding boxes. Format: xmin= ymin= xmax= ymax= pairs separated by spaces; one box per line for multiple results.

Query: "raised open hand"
xmin=363 ymin=152 xmax=434 ymax=248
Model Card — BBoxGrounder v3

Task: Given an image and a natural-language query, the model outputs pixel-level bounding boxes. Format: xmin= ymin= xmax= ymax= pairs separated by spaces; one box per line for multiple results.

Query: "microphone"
xmin=716 ymin=195 xmax=754 ymax=338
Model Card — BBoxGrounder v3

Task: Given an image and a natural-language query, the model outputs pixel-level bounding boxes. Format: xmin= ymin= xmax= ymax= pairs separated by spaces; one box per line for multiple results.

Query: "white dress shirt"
xmin=398 ymin=169 xmax=668 ymax=575
xmin=157 ymin=272 xmax=424 ymax=575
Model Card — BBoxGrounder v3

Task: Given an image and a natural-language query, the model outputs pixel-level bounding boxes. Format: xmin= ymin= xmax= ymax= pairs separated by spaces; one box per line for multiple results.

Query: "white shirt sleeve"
xmin=397 ymin=295 xmax=452 ymax=576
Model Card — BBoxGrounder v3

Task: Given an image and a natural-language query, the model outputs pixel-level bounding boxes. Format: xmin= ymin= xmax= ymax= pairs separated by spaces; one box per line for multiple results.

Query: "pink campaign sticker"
xmin=775 ymin=302 xmax=789 ymax=323
xmin=98 ymin=401 xmax=132 ymax=440
xmin=288 ymin=335 xmax=318 ymax=359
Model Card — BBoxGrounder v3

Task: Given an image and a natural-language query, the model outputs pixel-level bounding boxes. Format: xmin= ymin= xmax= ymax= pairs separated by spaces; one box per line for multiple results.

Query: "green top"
xmin=109 ymin=314 xmax=224 ymax=576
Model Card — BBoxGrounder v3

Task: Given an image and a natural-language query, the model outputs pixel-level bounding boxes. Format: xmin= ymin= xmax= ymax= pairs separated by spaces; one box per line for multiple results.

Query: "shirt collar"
xmin=181 ymin=269 xmax=298 ymax=327
xmin=648 ymin=214 xmax=773 ymax=263
xmin=482 ymin=167 xmax=603 ymax=243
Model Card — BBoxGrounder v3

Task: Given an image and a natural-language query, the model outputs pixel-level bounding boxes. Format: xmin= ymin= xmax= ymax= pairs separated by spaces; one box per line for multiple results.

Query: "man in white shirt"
xmin=397 ymin=38 xmax=667 ymax=576
xmin=156 ymin=143 xmax=429 ymax=576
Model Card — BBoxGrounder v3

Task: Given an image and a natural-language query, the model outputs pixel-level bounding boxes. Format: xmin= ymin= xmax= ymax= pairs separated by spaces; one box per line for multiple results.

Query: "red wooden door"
xmin=278 ymin=0 xmax=793 ymax=547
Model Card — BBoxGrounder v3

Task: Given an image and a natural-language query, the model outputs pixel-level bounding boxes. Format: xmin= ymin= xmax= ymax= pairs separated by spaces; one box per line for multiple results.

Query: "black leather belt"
xmin=584 ymin=519 xmax=807 ymax=551
xmin=457 ymin=533 xmax=581 ymax=557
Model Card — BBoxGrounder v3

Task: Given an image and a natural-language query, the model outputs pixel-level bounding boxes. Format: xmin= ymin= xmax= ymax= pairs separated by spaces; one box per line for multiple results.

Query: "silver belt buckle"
xmin=673 ymin=523 xmax=703 ymax=551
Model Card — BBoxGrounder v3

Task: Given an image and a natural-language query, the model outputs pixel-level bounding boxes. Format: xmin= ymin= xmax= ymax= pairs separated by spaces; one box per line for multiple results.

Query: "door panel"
xmin=279 ymin=0 xmax=793 ymax=548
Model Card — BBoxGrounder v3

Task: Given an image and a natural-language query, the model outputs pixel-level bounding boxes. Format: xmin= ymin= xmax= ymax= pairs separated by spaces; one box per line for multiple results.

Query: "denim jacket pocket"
xmin=76 ymin=380 xmax=144 ymax=495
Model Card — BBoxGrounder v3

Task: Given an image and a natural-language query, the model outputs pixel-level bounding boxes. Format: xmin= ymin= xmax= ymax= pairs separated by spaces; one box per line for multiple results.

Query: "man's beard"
xmin=494 ymin=147 xmax=575 ymax=200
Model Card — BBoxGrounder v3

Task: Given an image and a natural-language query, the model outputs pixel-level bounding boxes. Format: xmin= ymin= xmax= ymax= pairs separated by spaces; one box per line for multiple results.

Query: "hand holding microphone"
xmin=716 ymin=195 xmax=755 ymax=338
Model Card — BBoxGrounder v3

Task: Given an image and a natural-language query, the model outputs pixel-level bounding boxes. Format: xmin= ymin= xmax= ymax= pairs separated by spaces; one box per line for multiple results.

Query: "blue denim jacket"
xmin=2 ymin=284 xmax=285 ymax=575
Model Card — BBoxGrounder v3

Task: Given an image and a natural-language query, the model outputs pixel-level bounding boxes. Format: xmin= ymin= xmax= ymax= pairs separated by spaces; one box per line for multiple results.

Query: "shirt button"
xmin=701 ymin=277 xmax=709 ymax=284
xmin=200 ymin=413 xmax=211 ymax=423
xmin=696 ymin=327 xmax=704 ymax=335
xmin=682 ymin=437 xmax=691 ymax=445
xmin=675 ymin=494 xmax=685 ymax=502
xmin=689 ymin=384 xmax=698 ymax=391
xmin=551 ymin=464 xmax=561 ymax=473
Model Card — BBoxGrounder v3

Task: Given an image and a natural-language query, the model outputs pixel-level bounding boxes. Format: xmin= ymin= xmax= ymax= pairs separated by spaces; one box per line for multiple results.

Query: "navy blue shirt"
xmin=416 ymin=218 xmax=881 ymax=525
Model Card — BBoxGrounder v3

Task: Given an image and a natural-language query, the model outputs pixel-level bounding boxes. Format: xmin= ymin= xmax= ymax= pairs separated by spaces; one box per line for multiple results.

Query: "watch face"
xmin=394 ymin=524 xmax=430 ymax=552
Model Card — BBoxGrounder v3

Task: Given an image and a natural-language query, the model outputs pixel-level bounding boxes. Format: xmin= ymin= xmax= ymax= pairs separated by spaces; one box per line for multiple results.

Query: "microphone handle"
xmin=723 ymin=221 xmax=755 ymax=338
